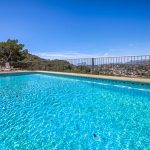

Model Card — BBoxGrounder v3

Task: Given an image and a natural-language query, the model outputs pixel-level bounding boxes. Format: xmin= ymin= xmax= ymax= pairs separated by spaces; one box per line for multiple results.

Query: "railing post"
xmin=91 ymin=58 xmax=94 ymax=74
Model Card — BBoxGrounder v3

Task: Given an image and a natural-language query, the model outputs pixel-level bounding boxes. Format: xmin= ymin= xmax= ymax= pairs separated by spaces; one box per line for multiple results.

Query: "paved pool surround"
xmin=0 ymin=70 xmax=149 ymax=84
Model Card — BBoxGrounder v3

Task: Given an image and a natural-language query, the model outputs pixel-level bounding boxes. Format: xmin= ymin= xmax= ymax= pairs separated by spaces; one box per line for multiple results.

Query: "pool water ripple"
xmin=0 ymin=73 xmax=150 ymax=149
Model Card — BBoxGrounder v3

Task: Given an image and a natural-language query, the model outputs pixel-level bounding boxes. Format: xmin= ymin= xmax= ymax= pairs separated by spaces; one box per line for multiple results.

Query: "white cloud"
xmin=32 ymin=48 xmax=149 ymax=60
xmin=33 ymin=51 xmax=109 ymax=60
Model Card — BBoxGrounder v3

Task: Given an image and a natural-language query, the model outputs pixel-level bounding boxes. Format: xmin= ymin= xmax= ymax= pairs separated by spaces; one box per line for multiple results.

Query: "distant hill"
xmin=126 ymin=59 xmax=150 ymax=64
xmin=21 ymin=53 xmax=46 ymax=62
xmin=16 ymin=53 xmax=73 ymax=71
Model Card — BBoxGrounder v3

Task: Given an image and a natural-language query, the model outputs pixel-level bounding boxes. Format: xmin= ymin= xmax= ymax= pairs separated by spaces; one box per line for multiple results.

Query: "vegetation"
xmin=0 ymin=39 xmax=89 ymax=73
xmin=0 ymin=39 xmax=28 ymax=65
xmin=0 ymin=39 xmax=149 ymax=78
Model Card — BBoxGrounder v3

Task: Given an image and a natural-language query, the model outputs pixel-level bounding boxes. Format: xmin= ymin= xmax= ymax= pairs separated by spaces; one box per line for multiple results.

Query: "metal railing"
xmin=67 ymin=55 xmax=150 ymax=66
xmin=5 ymin=55 xmax=149 ymax=78
xmin=66 ymin=55 xmax=150 ymax=77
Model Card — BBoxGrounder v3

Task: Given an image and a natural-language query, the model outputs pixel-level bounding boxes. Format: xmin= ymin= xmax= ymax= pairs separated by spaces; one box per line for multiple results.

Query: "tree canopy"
xmin=0 ymin=39 xmax=28 ymax=64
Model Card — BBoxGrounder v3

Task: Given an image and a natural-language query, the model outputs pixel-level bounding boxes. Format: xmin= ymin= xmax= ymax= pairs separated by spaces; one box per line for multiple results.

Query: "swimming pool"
xmin=0 ymin=72 xmax=150 ymax=149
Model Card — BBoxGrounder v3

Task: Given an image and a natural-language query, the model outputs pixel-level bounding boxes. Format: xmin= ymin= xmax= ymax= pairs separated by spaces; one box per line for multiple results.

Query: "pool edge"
xmin=1 ymin=70 xmax=149 ymax=84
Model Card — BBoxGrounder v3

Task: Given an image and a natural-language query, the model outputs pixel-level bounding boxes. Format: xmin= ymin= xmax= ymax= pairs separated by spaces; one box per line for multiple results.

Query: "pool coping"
xmin=0 ymin=70 xmax=149 ymax=84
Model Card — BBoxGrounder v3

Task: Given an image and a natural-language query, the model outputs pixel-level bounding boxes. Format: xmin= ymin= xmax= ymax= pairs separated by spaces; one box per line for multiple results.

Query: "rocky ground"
xmin=92 ymin=62 xmax=150 ymax=78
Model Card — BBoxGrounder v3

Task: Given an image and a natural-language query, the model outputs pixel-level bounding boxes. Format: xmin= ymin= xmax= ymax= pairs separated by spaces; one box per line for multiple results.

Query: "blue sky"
xmin=0 ymin=0 xmax=150 ymax=59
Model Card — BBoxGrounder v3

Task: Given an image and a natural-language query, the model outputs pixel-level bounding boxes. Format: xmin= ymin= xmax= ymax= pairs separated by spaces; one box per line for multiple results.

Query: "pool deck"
xmin=0 ymin=70 xmax=150 ymax=84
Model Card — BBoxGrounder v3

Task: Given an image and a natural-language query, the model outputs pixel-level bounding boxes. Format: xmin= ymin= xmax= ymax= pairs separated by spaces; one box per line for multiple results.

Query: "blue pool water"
xmin=0 ymin=73 xmax=150 ymax=150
